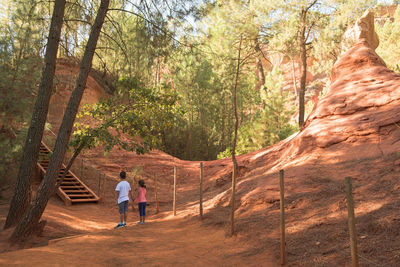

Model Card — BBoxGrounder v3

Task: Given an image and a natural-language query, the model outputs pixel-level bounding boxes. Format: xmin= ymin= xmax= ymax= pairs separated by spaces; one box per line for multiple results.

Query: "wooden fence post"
xmin=173 ymin=166 xmax=177 ymax=216
xmin=200 ymin=162 xmax=203 ymax=219
xmin=81 ymin=158 xmax=83 ymax=178
xmin=230 ymin=160 xmax=238 ymax=236
xmin=98 ymin=171 xmax=101 ymax=196
xmin=101 ymin=174 xmax=106 ymax=203
xmin=155 ymin=174 xmax=159 ymax=214
xmin=280 ymin=169 xmax=286 ymax=266
xmin=345 ymin=177 xmax=359 ymax=267
xmin=131 ymin=176 xmax=136 ymax=211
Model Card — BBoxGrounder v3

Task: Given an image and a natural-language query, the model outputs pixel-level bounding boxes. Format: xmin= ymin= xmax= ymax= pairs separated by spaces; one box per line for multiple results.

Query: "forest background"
xmin=1 ymin=0 xmax=400 ymax=191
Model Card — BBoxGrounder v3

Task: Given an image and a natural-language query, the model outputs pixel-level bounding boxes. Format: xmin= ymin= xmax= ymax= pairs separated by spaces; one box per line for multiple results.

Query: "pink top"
xmin=136 ymin=187 xmax=147 ymax=203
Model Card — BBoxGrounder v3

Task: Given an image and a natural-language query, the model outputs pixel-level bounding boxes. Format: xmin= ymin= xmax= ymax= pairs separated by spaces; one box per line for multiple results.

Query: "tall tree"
xmin=0 ymin=1 xmax=47 ymax=191
xmin=269 ymin=0 xmax=376 ymax=127
xmin=10 ymin=0 xmax=110 ymax=242
xmin=197 ymin=0 xmax=259 ymax=158
xmin=230 ymin=35 xmax=242 ymax=236
xmin=298 ymin=0 xmax=318 ymax=127
xmin=4 ymin=0 xmax=66 ymax=229
xmin=268 ymin=0 xmax=320 ymax=127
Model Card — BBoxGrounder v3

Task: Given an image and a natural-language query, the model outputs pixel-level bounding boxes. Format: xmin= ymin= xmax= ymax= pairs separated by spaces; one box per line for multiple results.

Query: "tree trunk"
xmin=55 ymin=142 xmax=85 ymax=188
xmin=291 ymin=58 xmax=298 ymax=98
xmin=187 ymin=125 xmax=192 ymax=159
xmin=254 ymin=41 xmax=265 ymax=91
xmin=230 ymin=35 xmax=242 ymax=237
xmin=219 ymin=90 xmax=226 ymax=151
xmin=298 ymin=9 xmax=307 ymax=128
xmin=298 ymin=0 xmax=317 ymax=127
xmin=9 ymin=0 xmax=110 ymax=242
xmin=4 ymin=0 xmax=66 ymax=230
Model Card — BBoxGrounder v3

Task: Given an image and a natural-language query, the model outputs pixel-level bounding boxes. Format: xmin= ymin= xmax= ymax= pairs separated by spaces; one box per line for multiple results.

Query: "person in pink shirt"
xmin=136 ymin=179 xmax=147 ymax=224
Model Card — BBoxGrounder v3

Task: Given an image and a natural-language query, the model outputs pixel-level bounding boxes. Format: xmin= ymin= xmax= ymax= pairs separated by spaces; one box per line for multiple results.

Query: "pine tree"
xmin=4 ymin=0 xmax=66 ymax=229
xmin=10 ymin=0 xmax=110 ymax=242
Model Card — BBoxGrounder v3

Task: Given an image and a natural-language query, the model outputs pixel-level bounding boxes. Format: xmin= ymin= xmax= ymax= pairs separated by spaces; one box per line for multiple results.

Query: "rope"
xmin=333 ymin=244 xmax=382 ymax=267
xmin=47 ymin=128 xmax=57 ymax=138
xmin=358 ymin=253 xmax=382 ymax=267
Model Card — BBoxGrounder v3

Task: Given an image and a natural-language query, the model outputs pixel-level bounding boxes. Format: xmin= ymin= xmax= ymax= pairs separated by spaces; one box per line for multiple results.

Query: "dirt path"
xmin=0 ymin=202 xmax=277 ymax=266
xmin=0 ymin=219 xmax=277 ymax=266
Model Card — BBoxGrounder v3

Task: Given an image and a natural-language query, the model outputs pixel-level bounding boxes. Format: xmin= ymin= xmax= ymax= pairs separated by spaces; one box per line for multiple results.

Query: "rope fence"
xmin=41 ymin=129 xmax=389 ymax=265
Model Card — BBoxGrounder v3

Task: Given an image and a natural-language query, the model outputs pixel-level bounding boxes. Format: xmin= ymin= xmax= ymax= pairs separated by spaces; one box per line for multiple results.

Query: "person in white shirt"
xmin=115 ymin=171 xmax=134 ymax=228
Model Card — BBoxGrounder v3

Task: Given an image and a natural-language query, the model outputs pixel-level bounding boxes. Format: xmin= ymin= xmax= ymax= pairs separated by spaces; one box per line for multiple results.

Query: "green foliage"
xmin=262 ymin=69 xmax=299 ymax=145
xmin=129 ymin=165 xmax=143 ymax=176
xmin=0 ymin=127 xmax=26 ymax=190
xmin=0 ymin=0 xmax=44 ymax=188
xmin=395 ymin=64 xmax=400 ymax=74
xmin=312 ymin=0 xmax=377 ymax=73
xmin=165 ymin=0 xmax=263 ymax=160
xmin=2 ymin=0 xmax=396 ymax=169
xmin=71 ymin=77 xmax=183 ymax=155
xmin=218 ymin=68 xmax=298 ymax=158
xmin=376 ymin=5 xmax=400 ymax=72
xmin=127 ymin=165 xmax=143 ymax=183
xmin=164 ymin=44 xmax=240 ymax=160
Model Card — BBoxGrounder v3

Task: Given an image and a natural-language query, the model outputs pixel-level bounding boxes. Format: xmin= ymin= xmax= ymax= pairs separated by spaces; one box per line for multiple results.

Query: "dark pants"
xmin=138 ymin=202 xmax=146 ymax=216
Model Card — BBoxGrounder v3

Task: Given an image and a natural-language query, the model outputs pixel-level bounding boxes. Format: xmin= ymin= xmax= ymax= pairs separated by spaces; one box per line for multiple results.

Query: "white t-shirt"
xmin=115 ymin=180 xmax=131 ymax=204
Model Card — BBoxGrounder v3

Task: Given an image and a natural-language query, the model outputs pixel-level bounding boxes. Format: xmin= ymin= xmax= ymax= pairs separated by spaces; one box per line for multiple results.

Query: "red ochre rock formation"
xmin=342 ymin=10 xmax=379 ymax=52
xmin=287 ymin=10 xmax=400 ymax=162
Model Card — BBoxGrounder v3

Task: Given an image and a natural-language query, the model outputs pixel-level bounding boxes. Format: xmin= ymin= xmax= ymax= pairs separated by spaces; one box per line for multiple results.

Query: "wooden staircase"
xmin=37 ymin=142 xmax=99 ymax=206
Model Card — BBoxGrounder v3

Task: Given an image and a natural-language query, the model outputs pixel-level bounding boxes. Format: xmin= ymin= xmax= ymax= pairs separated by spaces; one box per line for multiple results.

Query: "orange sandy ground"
xmin=2 ymin=38 xmax=400 ymax=266
xmin=0 ymin=195 xmax=277 ymax=266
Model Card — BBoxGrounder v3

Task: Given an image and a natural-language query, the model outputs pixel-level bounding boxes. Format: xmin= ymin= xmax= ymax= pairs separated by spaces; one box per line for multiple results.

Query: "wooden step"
xmin=57 ymin=177 xmax=75 ymax=181
xmin=68 ymin=194 xmax=93 ymax=198
xmin=38 ymin=141 xmax=99 ymax=206
xmin=57 ymin=174 xmax=74 ymax=178
xmin=63 ymin=190 xmax=89 ymax=193
xmin=60 ymin=182 xmax=80 ymax=185
xmin=71 ymin=198 xmax=99 ymax=203
xmin=65 ymin=190 xmax=90 ymax=193
xmin=57 ymin=175 xmax=71 ymax=178
xmin=60 ymin=186 xmax=85 ymax=189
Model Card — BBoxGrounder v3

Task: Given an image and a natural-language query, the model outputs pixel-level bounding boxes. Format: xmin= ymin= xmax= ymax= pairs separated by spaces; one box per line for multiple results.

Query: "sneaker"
xmin=122 ymin=222 xmax=126 ymax=227
xmin=115 ymin=223 xmax=124 ymax=229
xmin=136 ymin=221 xmax=143 ymax=225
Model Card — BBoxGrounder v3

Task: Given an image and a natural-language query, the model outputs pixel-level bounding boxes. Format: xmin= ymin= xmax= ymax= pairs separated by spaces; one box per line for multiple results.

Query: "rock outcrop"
xmin=282 ymin=10 xmax=400 ymax=162
xmin=341 ymin=10 xmax=380 ymax=53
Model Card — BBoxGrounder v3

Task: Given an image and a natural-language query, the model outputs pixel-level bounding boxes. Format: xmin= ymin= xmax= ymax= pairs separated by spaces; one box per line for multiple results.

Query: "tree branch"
xmin=108 ymin=8 xmax=187 ymax=48
xmin=305 ymin=0 xmax=318 ymax=13
xmin=55 ymin=141 xmax=85 ymax=189
xmin=305 ymin=21 xmax=316 ymax=42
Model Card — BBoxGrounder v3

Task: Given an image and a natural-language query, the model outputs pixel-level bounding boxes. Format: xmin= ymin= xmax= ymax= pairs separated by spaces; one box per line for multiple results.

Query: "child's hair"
xmin=120 ymin=171 xmax=126 ymax=179
xmin=138 ymin=179 xmax=146 ymax=188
